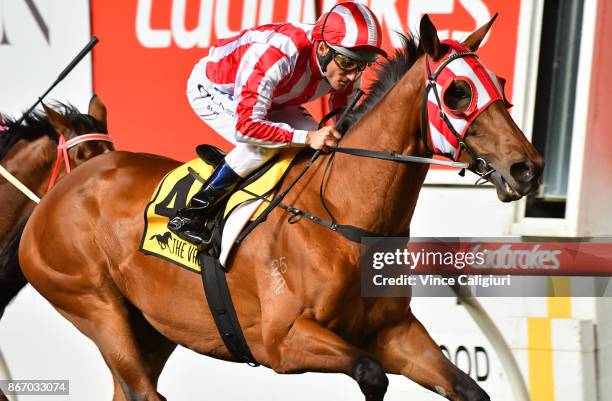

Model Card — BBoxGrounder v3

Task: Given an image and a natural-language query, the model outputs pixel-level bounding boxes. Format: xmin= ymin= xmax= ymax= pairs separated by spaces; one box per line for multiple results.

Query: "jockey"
xmin=168 ymin=1 xmax=387 ymax=245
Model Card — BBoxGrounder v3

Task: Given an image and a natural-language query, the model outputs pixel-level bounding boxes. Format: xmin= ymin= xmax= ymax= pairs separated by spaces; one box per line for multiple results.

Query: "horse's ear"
xmin=43 ymin=103 xmax=71 ymax=134
xmin=88 ymin=94 xmax=107 ymax=127
xmin=462 ymin=13 xmax=498 ymax=52
xmin=420 ymin=14 xmax=443 ymax=61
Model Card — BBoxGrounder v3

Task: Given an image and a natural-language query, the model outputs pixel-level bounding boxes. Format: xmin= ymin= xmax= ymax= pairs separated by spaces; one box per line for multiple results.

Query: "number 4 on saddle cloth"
xmin=139 ymin=145 xmax=300 ymax=272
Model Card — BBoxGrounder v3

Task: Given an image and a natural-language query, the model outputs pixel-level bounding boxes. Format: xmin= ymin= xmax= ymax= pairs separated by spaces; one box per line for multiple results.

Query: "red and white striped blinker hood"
xmin=424 ymin=40 xmax=512 ymax=160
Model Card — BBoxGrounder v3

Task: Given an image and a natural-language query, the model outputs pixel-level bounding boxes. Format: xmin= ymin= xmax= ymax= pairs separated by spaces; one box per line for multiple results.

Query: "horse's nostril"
xmin=510 ymin=160 xmax=534 ymax=184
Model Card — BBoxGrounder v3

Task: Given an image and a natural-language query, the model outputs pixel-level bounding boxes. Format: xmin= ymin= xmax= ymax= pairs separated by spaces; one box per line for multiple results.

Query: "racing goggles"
xmin=333 ymin=52 xmax=370 ymax=73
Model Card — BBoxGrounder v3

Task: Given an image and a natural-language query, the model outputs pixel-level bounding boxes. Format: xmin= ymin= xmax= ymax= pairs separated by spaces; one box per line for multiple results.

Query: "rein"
xmin=330 ymin=146 xmax=468 ymax=169
xmin=0 ymin=166 xmax=42 ymax=203
xmin=0 ymin=132 xmax=113 ymax=203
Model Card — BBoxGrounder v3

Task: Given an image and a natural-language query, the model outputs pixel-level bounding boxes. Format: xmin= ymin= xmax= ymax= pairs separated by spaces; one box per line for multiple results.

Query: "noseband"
xmin=421 ymin=51 xmax=495 ymax=183
xmin=0 ymin=131 xmax=113 ymax=203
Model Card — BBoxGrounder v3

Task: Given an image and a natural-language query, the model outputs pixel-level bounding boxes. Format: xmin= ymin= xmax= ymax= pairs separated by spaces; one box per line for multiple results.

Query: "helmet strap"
xmin=316 ymin=41 xmax=335 ymax=74
xmin=318 ymin=3 xmax=340 ymax=75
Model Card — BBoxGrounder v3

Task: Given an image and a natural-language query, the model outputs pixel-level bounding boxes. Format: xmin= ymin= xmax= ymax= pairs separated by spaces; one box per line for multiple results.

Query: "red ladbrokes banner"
xmin=91 ymin=0 xmax=520 ymax=161
xmin=361 ymin=238 xmax=612 ymax=297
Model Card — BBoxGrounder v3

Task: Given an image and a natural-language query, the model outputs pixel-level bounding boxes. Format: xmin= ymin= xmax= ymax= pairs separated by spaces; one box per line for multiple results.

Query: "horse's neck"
xmin=0 ymin=136 xmax=56 ymax=236
xmin=324 ymin=66 xmax=430 ymax=234
xmin=7 ymin=136 xmax=57 ymax=188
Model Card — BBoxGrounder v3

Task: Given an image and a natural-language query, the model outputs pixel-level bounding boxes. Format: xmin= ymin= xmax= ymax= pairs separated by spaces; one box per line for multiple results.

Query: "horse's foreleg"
xmin=372 ymin=310 xmax=489 ymax=401
xmin=0 ymin=222 xmax=28 ymax=320
xmin=55 ymin=297 xmax=175 ymax=401
xmin=267 ymin=316 xmax=388 ymax=401
xmin=0 ymin=264 xmax=27 ymax=320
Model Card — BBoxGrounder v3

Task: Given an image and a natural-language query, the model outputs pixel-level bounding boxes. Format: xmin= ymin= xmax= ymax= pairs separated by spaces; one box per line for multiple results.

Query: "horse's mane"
xmin=343 ymin=33 xmax=424 ymax=130
xmin=0 ymin=103 xmax=106 ymax=161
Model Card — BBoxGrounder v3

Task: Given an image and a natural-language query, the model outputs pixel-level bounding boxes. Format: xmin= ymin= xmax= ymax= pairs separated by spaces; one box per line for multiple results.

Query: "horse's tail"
xmin=0 ymin=218 xmax=29 ymax=320
xmin=150 ymin=234 xmax=157 ymax=240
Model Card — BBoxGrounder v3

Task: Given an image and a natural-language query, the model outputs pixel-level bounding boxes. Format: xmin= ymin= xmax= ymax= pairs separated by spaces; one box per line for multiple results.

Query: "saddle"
xmin=139 ymin=144 xmax=301 ymax=366
xmin=138 ymin=93 xmax=371 ymax=366
xmin=139 ymin=144 xmax=300 ymax=271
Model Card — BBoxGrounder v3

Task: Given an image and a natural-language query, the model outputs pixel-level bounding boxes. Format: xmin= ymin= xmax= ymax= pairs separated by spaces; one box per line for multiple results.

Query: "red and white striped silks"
xmin=204 ymin=23 xmax=358 ymax=146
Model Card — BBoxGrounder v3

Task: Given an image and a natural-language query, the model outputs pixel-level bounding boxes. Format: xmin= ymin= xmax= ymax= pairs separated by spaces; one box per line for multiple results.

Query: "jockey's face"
xmin=318 ymin=42 xmax=361 ymax=91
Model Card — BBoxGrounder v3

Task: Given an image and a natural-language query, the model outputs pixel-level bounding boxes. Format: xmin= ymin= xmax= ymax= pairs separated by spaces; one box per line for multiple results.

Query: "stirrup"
xmin=168 ymin=215 xmax=213 ymax=245
xmin=167 ymin=215 xmax=191 ymax=231
xmin=167 ymin=159 xmax=241 ymax=246
xmin=172 ymin=226 xmax=213 ymax=246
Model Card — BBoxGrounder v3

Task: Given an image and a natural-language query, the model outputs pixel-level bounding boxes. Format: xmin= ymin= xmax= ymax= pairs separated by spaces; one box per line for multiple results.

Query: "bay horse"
xmin=0 ymin=96 xmax=112 ymax=318
xmin=17 ymin=17 xmax=543 ymax=401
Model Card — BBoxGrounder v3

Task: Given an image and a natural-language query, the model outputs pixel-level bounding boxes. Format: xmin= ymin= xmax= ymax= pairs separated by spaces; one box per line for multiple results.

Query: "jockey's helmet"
xmin=312 ymin=2 xmax=387 ymax=64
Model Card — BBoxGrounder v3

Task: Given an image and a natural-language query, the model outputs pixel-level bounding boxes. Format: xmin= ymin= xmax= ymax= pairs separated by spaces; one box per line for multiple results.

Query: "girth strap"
xmin=200 ymin=254 xmax=259 ymax=366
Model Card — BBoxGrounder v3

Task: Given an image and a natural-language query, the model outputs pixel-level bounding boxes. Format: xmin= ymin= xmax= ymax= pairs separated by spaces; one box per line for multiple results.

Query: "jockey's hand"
xmin=305 ymin=126 xmax=342 ymax=152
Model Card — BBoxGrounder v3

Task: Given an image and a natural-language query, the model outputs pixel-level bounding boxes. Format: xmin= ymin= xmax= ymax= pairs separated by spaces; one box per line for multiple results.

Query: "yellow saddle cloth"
xmin=139 ymin=148 xmax=299 ymax=272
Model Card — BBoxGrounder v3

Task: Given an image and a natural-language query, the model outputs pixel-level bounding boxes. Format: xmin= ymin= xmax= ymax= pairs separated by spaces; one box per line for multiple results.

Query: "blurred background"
xmin=1 ymin=0 xmax=611 ymax=400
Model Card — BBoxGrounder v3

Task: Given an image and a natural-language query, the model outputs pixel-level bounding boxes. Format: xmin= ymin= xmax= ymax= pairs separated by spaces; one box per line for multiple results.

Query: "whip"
xmin=15 ymin=37 xmax=99 ymax=125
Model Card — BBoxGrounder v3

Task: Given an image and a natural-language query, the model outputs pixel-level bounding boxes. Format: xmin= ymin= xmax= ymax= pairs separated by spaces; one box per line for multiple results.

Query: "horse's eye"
xmin=455 ymin=87 xmax=467 ymax=98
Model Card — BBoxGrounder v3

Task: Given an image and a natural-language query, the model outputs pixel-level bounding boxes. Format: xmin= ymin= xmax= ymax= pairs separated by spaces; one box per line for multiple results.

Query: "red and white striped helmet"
xmin=313 ymin=2 xmax=387 ymax=62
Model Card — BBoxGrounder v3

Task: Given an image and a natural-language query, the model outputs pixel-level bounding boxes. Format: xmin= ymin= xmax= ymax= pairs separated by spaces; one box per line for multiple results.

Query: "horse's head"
xmin=419 ymin=15 xmax=544 ymax=202
xmin=0 ymin=95 xmax=114 ymax=242
xmin=0 ymin=95 xmax=114 ymax=204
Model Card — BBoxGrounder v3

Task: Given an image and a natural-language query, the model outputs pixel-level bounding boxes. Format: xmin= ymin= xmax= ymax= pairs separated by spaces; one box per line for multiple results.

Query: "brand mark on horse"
xmin=270 ymin=256 xmax=288 ymax=295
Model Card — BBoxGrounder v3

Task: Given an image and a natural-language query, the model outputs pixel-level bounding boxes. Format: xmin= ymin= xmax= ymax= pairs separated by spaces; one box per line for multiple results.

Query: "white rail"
xmin=451 ymin=284 xmax=530 ymax=401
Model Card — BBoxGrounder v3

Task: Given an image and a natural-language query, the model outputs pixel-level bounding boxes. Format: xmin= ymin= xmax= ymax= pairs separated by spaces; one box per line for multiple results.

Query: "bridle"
xmin=420 ymin=51 xmax=496 ymax=184
xmin=46 ymin=132 xmax=113 ymax=191
xmin=0 ymin=129 xmax=113 ymax=203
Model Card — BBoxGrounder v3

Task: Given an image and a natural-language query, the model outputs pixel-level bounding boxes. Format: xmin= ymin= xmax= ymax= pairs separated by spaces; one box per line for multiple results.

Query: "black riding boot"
xmin=167 ymin=160 xmax=242 ymax=245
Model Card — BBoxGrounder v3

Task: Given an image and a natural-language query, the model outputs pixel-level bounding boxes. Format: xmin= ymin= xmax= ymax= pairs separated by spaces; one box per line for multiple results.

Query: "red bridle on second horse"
xmin=46 ymin=132 xmax=114 ymax=191
xmin=0 ymin=116 xmax=113 ymax=202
